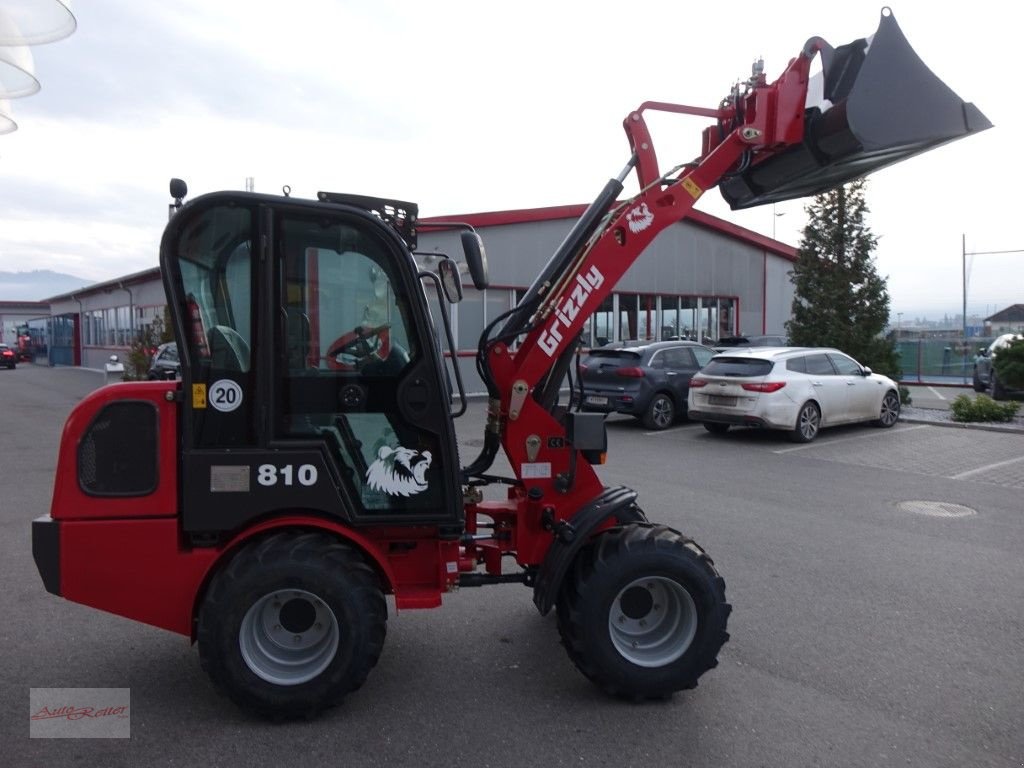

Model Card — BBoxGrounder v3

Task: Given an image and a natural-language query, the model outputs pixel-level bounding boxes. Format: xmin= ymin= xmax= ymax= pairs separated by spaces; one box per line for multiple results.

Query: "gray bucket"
xmin=719 ymin=8 xmax=991 ymax=210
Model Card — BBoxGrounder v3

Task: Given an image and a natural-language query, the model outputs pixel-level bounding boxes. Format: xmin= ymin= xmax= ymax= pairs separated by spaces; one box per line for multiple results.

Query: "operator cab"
xmin=160 ymin=182 xmax=485 ymax=538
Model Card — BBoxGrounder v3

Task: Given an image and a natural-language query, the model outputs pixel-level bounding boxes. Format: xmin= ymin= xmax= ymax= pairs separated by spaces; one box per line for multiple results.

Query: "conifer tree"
xmin=786 ymin=179 xmax=900 ymax=378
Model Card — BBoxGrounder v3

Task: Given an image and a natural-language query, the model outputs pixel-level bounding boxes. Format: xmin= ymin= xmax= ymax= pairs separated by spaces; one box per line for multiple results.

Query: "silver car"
xmin=687 ymin=347 xmax=901 ymax=442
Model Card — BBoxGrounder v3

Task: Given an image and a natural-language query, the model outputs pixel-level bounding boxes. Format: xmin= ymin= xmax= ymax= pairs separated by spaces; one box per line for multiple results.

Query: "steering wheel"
xmin=326 ymin=324 xmax=391 ymax=371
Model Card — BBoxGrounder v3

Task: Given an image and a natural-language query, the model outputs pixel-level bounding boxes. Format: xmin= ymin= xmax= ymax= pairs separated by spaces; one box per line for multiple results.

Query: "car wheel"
xmin=556 ymin=523 xmax=731 ymax=699
xmin=789 ymin=401 xmax=820 ymax=443
xmin=642 ymin=393 xmax=675 ymax=430
xmin=875 ymin=390 xmax=900 ymax=428
xmin=972 ymin=368 xmax=986 ymax=393
xmin=991 ymin=372 xmax=1007 ymax=400
xmin=703 ymin=422 xmax=730 ymax=435
xmin=197 ymin=531 xmax=386 ymax=719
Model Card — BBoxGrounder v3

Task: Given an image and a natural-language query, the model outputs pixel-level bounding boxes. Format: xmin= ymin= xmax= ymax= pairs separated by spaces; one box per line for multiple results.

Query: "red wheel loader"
xmin=32 ymin=9 xmax=989 ymax=718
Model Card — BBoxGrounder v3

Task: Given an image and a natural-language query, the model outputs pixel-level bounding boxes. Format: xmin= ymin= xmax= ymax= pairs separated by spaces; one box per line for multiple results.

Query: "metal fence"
xmin=895 ymin=337 xmax=996 ymax=385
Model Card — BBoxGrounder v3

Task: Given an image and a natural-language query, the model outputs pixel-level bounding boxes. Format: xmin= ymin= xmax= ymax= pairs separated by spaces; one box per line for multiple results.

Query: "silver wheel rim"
xmin=798 ymin=404 xmax=819 ymax=440
xmin=880 ymin=393 xmax=899 ymax=426
xmin=651 ymin=397 xmax=673 ymax=428
xmin=239 ymin=588 xmax=340 ymax=686
xmin=608 ymin=577 xmax=697 ymax=667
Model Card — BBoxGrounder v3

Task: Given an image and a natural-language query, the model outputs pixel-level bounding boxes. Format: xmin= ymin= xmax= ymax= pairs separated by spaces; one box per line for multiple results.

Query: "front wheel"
xmin=972 ymin=369 xmax=986 ymax=393
xmin=875 ymin=390 xmax=900 ymax=428
xmin=556 ymin=524 xmax=730 ymax=699
xmin=197 ymin=531 xmax=387 ymax=719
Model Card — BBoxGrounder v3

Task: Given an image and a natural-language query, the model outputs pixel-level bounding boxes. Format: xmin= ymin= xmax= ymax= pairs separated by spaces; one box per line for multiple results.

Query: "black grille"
xmin=78 ymin=401 xmax=159 ymax=496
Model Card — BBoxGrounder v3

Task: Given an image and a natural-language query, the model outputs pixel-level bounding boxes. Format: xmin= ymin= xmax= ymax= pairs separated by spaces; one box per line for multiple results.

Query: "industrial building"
xmin=4 ymin=202 xmax=797 ymax=393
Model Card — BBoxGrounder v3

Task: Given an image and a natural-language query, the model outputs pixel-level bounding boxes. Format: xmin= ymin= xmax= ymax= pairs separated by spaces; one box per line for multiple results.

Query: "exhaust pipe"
xmin=720 ymin=8 xmax=991 ymax=210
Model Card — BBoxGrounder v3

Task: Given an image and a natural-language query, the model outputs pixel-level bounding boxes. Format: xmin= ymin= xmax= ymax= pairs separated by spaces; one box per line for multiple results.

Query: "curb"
xmin=898 ymin=415 xmax=1024 ymax=435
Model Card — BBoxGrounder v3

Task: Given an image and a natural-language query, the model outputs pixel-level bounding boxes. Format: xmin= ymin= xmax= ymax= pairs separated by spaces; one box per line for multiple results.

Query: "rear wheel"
xmin=197 ymin=531 xmax=386 ymax=719
xmin=556 ymin=524 xmax=730 ymax=699
xmin=703 ymin=422 xmax=730 ymax=435
xmin=789 ymin=401 xmax=820 ymax=443
xmin=875 ymin=390 xmax=900 ymax=427
xmin=642 ymin=394 xmax=675 ymax=430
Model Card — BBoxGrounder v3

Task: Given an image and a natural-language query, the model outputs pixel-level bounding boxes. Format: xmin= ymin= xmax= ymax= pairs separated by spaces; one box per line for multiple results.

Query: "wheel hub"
xmin=239 ymin=588 xmax=340 ymax=685
xmin=608 ymin=577 xmax=698 ymax=668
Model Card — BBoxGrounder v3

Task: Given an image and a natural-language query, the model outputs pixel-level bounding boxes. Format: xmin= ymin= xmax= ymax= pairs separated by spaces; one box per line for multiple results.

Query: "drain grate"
xmin=898 ymin=500 xmax=977 ymax=518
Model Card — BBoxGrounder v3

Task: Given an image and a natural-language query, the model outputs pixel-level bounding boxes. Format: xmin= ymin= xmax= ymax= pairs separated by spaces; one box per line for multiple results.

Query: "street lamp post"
xmin=772 ymin=203 xmax=785 ymax=240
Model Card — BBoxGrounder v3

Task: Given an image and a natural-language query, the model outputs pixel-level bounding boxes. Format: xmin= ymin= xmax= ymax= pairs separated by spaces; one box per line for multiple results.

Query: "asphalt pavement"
xmin=3 ymin=365 xmax=1023 ymax=767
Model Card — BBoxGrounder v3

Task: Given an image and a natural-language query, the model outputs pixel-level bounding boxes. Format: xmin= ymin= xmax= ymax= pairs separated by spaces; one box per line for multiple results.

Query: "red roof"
xmin=421 ymin=203 xmax=798 ymax=261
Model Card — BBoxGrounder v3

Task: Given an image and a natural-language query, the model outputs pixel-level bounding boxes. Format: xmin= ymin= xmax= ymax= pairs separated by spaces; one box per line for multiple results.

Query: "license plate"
xmin=585 ymin=395 xmax=609 ymax=406
xmin=708 ymin=395 xmax=737 ymax=406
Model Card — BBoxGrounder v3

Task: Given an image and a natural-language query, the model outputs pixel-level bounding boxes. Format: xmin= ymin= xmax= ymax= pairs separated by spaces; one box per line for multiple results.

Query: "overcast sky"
xmin=0 ymin=0 xmax=1018 ymax=320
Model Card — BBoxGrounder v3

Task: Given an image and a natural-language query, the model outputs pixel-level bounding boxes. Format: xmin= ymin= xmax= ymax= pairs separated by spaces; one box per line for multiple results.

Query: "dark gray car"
xmin=576 ymin=340 xmax=716 ymax=429
xmin=973 ymin=333 xmax=1023 ymax=399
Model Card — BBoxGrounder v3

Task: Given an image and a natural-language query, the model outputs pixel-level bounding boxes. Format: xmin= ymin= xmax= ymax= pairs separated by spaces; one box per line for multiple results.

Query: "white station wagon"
xmin=687 ymin=347 xmax=901 ymax=442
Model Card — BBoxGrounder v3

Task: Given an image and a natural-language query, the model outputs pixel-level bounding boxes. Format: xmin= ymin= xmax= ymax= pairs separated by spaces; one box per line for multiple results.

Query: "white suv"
xmin=687 ymin=347 xmax=900 ymax=442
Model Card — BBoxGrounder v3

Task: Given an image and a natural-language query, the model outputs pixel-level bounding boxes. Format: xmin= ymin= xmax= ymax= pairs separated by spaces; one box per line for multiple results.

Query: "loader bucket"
xmin=719 ymin=9 xmax=991 ymax=210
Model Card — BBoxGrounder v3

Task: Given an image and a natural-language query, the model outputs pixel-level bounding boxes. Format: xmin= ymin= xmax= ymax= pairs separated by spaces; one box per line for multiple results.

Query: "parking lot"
xmin=3 ymin=365 xmax=1023 ymax=767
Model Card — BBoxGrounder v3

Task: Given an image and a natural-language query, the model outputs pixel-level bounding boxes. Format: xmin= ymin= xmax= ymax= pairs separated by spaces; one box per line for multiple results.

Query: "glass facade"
xmin=446 ymin=289 xmax=739 ymax=352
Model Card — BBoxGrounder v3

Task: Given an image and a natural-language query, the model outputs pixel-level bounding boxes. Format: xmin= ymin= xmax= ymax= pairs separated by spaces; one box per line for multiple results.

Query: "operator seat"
xmin=207 ymin=325 xmax=251 ymax=372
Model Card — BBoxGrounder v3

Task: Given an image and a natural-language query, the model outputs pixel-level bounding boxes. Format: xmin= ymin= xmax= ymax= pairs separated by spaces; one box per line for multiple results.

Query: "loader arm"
xmin=475 ymin=7 xmax=989 ymax=508
xmin=480 ymin=42 xmax=822 ymax=500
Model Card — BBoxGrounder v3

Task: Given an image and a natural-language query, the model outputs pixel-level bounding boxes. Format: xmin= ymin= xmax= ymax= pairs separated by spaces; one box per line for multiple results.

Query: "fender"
xmin=190 ymin=514 xmax=401 ymax=639
xmin=532 ymin=486 xmax=647 ymax=615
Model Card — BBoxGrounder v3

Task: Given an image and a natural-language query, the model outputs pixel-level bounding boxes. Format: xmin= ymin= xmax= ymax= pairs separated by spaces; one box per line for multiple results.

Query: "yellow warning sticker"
xmin=192 ymin=383 xmax=207 ymax=409
xmin=682 ymin=178 xmax=703 ymax=199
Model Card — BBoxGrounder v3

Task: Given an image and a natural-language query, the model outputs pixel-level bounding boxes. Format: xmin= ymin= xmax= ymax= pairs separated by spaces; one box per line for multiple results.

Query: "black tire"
xmin=556 ymin=523 xmax=730 ymax=699
xmin=991 ymin=372 xmax=1007 ymax=401
xmin=789 ymin=401 xmax=820 ymax=443
xmin=703 ymin=422 xmax=730 ymax=435
xmin=197 ymin=531 xmax=386 ymax=719
xmin=972 ymin=368 xmax=986 ymax=393
xmin=642 ymin=393 xmax=675 ymax=430
xmin=874 ymin=390 xmax=900 ymax=428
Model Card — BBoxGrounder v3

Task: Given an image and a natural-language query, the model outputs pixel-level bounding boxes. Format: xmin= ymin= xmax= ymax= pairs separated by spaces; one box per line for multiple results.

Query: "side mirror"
xmin=862 ymin=366 xmax=872 ymax=376
xmin=460 ymin=230 xmax=489 ymax=290
xmin=437 ymin=258 xmax=463 ymax=304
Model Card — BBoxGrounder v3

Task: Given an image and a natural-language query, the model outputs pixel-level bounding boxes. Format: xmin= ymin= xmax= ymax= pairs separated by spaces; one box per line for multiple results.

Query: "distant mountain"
xmin=0 ymin=270 xmax=93 ymax=301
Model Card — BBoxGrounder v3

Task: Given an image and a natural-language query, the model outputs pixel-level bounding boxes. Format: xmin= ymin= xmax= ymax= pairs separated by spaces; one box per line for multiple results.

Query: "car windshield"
xmin=702 ymin=358 xmax=773 ymax=377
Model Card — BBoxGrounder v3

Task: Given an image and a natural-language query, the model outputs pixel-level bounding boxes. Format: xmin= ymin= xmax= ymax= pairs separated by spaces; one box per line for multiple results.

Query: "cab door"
xmin=271 ymin=209 xmax=462 ymax=527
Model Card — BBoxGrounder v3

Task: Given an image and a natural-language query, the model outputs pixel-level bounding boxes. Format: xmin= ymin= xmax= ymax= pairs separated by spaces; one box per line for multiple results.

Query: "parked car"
xmin=712 ymin=334 xmax=788 ymax=352
xmin=576 ymin=340 xmax=716 ymax=429
xmin=687 ymin=347 xmax=900 ymax=442
xmin=147 ymin=342 xmax=181 ymax=380
xmin=0 ymin=343 xmax=16 ymax=369
xmin=973 ymin=333 xmax=1023 ymax=400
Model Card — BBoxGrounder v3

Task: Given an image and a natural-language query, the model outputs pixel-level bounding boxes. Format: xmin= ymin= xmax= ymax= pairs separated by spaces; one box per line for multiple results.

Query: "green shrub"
xmin=899 ymin=385 xmax=913 ymax=406
xmin=992 ymin=337 xmax=1024 ymax=390
xmin=949 ymin=394 xmax=1020 ymax=423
